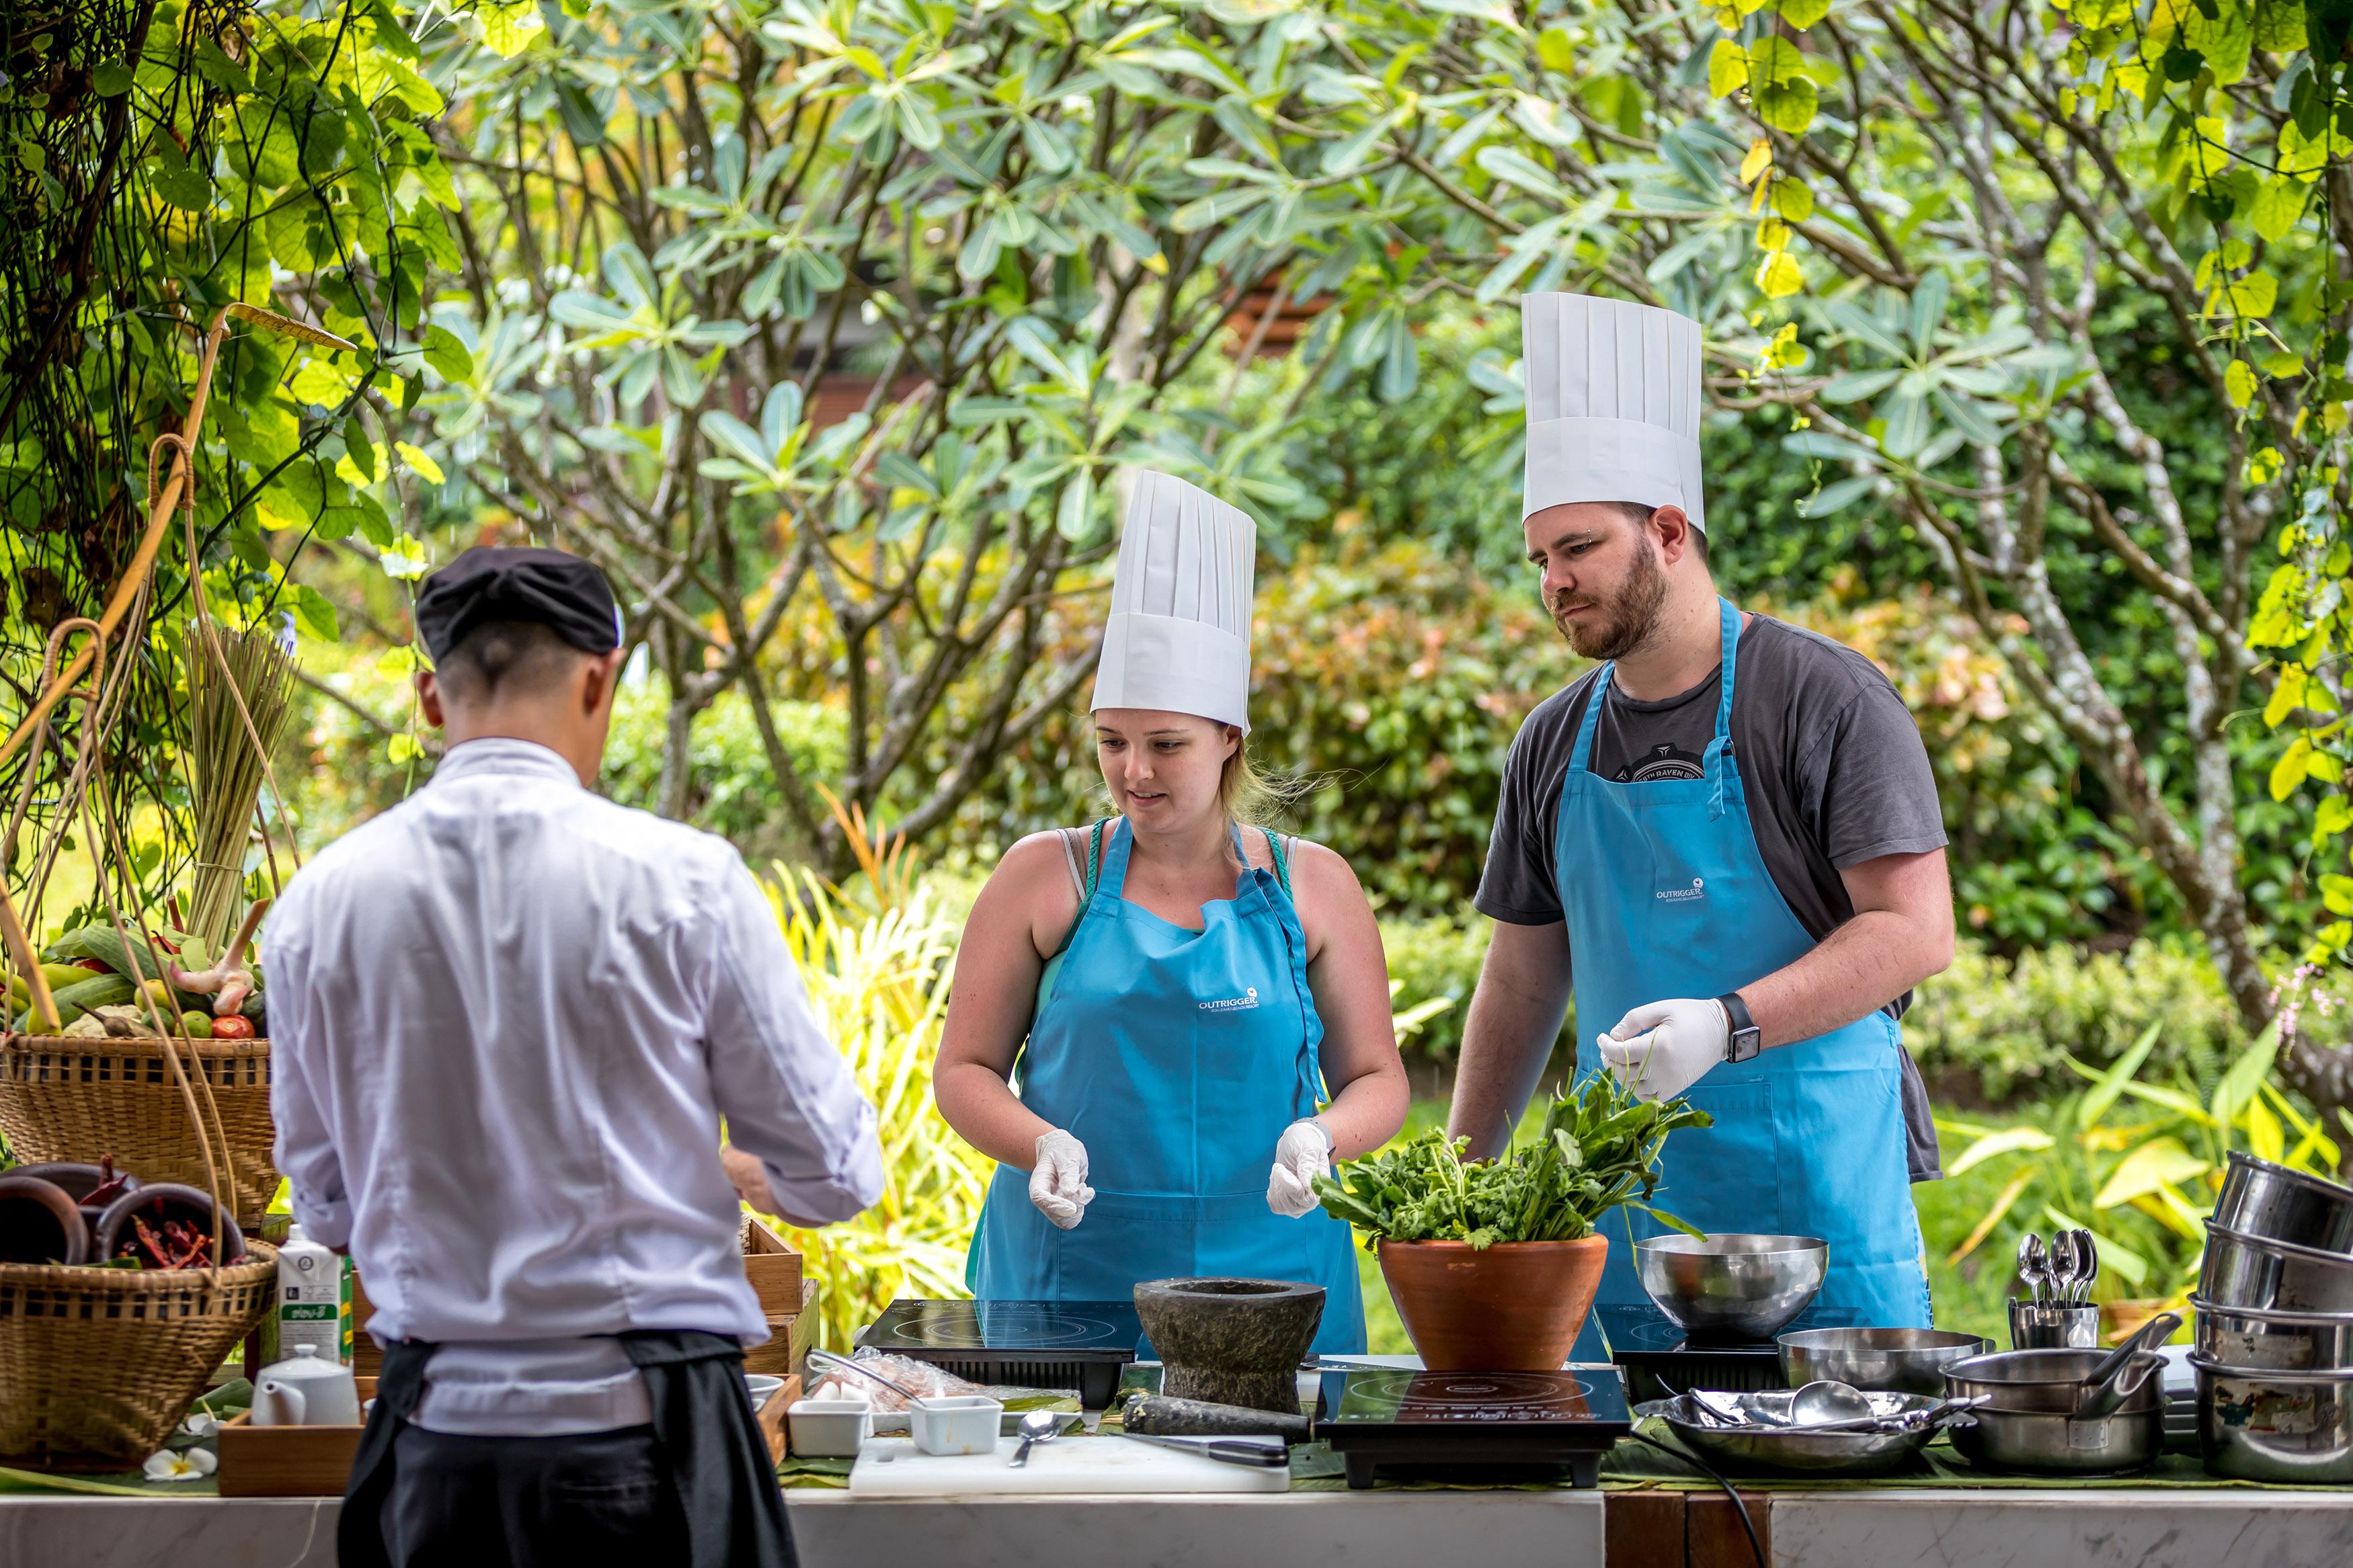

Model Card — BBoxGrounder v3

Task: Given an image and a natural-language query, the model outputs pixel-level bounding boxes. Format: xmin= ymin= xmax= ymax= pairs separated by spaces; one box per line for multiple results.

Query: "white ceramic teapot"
xmin=251 ymin=1343 xmax=362 ymax=1427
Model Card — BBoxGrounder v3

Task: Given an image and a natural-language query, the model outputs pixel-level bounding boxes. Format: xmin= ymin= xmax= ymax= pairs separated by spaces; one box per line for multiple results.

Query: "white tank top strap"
xmin=1057 ymin=827 xmax=1086 ymax=901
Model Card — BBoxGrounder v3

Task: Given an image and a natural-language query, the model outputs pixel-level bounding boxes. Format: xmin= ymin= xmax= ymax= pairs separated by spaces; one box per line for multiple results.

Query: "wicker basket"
xmin=0 ymin=1033 xmax=278 ymax=1225
xmin=0 ymin=1240 xmax=276 ymax=1470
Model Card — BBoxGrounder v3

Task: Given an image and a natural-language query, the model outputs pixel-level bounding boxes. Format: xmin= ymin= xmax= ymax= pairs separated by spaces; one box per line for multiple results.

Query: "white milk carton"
xmin=276 ymin=1223 xmax=352 ymax=1366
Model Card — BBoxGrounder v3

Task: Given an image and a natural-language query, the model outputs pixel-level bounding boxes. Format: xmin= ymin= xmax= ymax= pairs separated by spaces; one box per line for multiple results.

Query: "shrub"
xmin=1903 ymin=938 xmax=2352 ymax=1103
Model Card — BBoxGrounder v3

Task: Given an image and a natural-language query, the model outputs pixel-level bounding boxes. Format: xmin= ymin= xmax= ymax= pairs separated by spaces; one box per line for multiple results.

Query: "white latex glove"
xmin=1597 ymin=998 xmax=1730 ymax=1104
xmin=1267 ymin=1118 xmax=1334 ymax=1218
xmin=1029 ymin=1129 xmax=1094 ymax=1230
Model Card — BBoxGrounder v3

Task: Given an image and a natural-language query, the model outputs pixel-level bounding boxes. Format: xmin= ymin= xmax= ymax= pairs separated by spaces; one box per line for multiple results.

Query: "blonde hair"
xmin=1218 ymin=729 xmax=1316 ymax=828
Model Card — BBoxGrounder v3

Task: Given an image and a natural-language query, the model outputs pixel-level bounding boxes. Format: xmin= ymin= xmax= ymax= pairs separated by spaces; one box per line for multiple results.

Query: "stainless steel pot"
xmin=2193 ymin=1354 xmax=2353 ymax=1483
xmin=2200 ymin=1222 xmax=2353 ymax=1313
xmin=2211 ymin=1151 xmax=2353 ymax=1255
xmin=2192 ymin=1295 xmax=2353 ymax=1372
xmin=1778 ymin=1327 xmax=1991 ymax=1396
xmin=1942 ymin=1348 xmax=2165 ymax=1475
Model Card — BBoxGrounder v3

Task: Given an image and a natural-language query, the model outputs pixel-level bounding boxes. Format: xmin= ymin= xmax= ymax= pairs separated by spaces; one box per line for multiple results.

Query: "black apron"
xmin=340 ymin=1330 xmax=795 ymax=1568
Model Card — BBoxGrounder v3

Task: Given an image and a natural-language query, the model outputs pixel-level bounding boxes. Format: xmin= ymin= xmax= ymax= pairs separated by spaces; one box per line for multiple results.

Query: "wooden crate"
xmin=216 ymin=1377 xmax=375 ymax=1497
xmin=741 ymin=1214 xmax=804 ymax=1315
xmin=741 ymin=1278 xmax=819 ymax=1377
xmin=757 ymin=1374 xmax=799 ymax=1465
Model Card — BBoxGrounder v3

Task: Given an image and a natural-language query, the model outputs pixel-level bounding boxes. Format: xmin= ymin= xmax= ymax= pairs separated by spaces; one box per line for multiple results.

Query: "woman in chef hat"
xmin=936 ymin=472 xmax=1407 ymax=1354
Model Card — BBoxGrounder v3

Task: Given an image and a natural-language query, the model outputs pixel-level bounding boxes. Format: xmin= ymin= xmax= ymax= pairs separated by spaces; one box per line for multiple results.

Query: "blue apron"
xmin=967 ymin=819 xmax=1367 ymax=1355
xmin=1558 ymin=599 xmax=1929 ymax=1328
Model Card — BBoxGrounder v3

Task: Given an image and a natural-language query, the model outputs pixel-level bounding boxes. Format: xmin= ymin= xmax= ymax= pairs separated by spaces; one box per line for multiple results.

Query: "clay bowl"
xmin=9 ymin=1161 xmax=142 ymax=1232
xmin=0 ymin=1174 xmax=91 ymax=1266
xmin=1134 ymin=1278 xmax=1325 ymax=1414
xmin=91 ymin=1183 xmax=245 ymax=1267
xmin=1378 ymin=1235 xmax=1608 ymax=1370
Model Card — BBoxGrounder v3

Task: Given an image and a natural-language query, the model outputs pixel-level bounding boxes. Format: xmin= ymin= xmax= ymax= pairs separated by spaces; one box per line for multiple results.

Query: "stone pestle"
xmin=1121 ymin=1392 xmax=1312 ymax=1443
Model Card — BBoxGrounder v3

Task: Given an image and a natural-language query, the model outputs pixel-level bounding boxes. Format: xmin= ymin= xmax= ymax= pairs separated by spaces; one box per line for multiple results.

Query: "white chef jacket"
xmin=266 ymin=738 xmax=883 ymax=1434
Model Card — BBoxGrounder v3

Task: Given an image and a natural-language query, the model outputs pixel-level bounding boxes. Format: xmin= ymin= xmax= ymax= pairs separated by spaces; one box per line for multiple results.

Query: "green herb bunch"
xmin=1312 ymin=1073 xmax=1712 ymax=1251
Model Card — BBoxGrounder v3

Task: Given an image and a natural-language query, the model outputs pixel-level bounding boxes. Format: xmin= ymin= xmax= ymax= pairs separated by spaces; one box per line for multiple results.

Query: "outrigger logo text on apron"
xmin=1655 ymin=877 xmax=1706 ymax=903
xmin=1199 ymin=987 xmax=1260 ymax=1013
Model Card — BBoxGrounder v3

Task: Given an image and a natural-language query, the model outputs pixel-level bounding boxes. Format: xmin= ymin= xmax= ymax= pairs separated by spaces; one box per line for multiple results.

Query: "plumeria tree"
xmin=374 ymin=0 xmax=1494 ymax=870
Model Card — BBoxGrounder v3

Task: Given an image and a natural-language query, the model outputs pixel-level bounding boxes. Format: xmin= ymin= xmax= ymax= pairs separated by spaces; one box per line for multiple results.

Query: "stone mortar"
xmin=1133 ymin=1277 xmax=1324 ymax=1415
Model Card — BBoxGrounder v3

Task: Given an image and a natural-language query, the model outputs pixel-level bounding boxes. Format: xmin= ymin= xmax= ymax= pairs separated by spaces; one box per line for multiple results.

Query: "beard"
xmin=1549 ymin=536 xmax=1669 ymax=661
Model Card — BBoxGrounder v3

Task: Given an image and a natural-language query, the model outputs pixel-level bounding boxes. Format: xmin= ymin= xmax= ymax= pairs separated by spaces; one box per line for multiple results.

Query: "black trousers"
xmin=345 ymin=1332 xmax=793 ymax=1568
xmin=381 ymin=1423 xmax=690 ymax=1568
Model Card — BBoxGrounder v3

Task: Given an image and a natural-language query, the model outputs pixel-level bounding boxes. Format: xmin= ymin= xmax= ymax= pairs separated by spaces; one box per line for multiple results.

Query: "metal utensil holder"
xmin=2009 ymin=1299 xmax=2100 ymax=1350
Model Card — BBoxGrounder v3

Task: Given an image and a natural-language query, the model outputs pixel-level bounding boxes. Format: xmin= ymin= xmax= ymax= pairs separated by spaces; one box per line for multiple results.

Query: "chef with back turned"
xmin=266 ymin=545 xmax=881 ymax=1567
xmin=1445 ymin=294 xmax=1954 ymax=1327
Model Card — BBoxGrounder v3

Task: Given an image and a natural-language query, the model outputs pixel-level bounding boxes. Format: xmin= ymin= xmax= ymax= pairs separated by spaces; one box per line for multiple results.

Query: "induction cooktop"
xmin=1315 ymin=1366 xmax=1632 ymax=1489
xmin=856 ymin=1298 xmax=1144 ymax=1408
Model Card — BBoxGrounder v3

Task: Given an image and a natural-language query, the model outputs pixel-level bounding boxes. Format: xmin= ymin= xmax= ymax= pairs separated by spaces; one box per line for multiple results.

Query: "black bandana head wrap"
xmin=415 ymin=546 xmax=623 ymax=663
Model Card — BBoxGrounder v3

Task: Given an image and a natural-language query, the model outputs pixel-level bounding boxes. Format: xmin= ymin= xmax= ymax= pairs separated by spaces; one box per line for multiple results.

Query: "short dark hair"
xmin=1620 ymin=501 xmax=1706 ymax=566
xmin=432 ymin=618 xmax=590 ymax=703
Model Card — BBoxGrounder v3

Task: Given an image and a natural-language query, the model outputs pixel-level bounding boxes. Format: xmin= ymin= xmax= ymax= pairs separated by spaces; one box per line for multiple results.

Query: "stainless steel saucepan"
xmin=1942 ymin=1346 xmax=2169 ymax=1475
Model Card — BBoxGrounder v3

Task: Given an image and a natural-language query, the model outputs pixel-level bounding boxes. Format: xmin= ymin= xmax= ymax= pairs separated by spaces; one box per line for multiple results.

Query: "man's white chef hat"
xmin=1092 ymin=471 xmax=1256 ymax=733
xmin=1521 ymin=293 xmax=1706 ymax=533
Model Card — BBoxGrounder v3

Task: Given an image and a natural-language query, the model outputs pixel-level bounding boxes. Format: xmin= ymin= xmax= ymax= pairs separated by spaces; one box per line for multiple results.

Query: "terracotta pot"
xmin=1378 ymin=1235 xmax=1608 ymax=1370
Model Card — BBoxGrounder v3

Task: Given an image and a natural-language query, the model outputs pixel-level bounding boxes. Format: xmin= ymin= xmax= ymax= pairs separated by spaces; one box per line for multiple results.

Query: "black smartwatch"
xmin=1717 ymin=991 xmax=1762 ymax=1063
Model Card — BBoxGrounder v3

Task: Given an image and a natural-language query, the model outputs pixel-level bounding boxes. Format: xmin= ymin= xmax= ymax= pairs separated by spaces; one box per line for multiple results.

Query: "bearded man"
xmin=1445 ymin=294 xmax=1954 ymax=1326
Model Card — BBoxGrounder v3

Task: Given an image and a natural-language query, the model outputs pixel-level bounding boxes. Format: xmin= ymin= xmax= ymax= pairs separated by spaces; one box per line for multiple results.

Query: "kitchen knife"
xmin=1120 ymin=1432 xmax=1289 ymax=1469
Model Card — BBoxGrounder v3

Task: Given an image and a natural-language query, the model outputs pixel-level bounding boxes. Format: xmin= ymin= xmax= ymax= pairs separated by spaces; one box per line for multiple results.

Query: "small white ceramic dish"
xmin=787 ymin=1398 xmax=874 ymax=1458
xmin=908 ymin=1395 xmax=1002 ymax=1456
xmin=744 ymin=1374 xmax=785 ymax=1411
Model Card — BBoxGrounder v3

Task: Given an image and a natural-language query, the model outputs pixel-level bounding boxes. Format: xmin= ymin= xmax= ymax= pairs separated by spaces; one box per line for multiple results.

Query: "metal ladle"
xmin=1789 ymin=1379 xmax=1876 ymax=1426
xmin=2073 ymin=1311 xmax=2182 ymax=1421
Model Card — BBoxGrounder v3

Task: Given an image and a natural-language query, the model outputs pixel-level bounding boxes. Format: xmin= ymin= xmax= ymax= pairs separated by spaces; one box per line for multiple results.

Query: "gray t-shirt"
xmin=1475 ymin=614 xmax=1948 ymax=1181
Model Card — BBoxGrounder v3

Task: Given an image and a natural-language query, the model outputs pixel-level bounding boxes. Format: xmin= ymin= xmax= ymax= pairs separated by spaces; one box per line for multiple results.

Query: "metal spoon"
xmin=2072 ymin=1230 xmax=2100 ymax=1305
xmin=2047 ymin=1230 xmax=2080 ymax=1307
xmin=2018 ymin=1231 xmax=2049 ymax=1305
xmin=1008 ymin=1408 xmax=1060 ymax=1468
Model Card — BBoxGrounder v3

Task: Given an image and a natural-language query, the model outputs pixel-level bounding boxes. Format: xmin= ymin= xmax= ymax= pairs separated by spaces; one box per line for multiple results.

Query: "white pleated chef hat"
xmin=1520 ymin=293 xmax=1706 ymax=533
xmin=1091 ymin=471 xmax=1256 ymax=733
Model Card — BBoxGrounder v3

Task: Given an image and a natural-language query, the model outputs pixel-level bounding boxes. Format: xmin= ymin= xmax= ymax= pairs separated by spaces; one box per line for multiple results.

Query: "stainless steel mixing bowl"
xmin=2200 ymin=1223 xmax=2353 ymax=1313
xmin=2193 ymin=1353 xmax=2353 ymax=1483
xmin=1635 ymin=1233 xmax=1828 ymax=1341
xmin=1779 ymin=1327 xmax=1993 ymax=1396
xmin=2210 ymin=1151 xmax=2353 ymax=1256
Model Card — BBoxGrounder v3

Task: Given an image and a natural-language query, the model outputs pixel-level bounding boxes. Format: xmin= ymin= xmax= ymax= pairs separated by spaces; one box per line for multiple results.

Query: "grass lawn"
xmin=1351 ymin=1098 xmax=2028 ymax=1355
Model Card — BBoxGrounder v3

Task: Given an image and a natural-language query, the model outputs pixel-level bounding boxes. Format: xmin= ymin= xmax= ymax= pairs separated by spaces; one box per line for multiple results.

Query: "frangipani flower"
xmin=143 ymin=1447 xmax=217 ymax=1482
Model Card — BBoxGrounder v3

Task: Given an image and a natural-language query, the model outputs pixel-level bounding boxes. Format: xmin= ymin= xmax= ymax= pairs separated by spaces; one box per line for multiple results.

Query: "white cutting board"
xmin=848 ymin=1434 xmax=1288 ymax=1497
